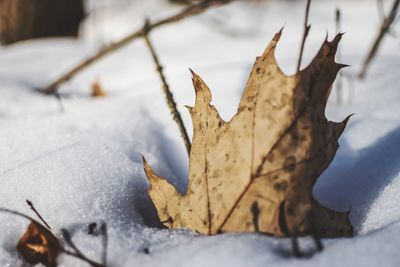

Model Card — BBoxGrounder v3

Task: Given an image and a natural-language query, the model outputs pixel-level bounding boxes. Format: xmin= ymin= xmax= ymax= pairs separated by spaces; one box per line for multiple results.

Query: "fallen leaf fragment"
xmin=17 ymin=222 xmax=61 ymax=267
xmin=91 ymin=79 xmax=107 ymax=97
xmin=144 ymin=30 xmax=353 ymax=238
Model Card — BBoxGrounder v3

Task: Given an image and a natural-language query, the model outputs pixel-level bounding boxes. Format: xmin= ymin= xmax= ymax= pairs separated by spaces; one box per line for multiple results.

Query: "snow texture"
xmin=0 ymin=0 xmax=399 ymax=266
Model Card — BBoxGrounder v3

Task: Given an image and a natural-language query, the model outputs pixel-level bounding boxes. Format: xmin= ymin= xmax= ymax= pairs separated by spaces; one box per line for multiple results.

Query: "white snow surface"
xmin=0 ymin=0 xmax=400 ymax=266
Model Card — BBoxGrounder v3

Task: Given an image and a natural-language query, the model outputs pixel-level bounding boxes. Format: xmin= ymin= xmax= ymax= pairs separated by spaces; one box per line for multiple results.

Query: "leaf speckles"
xmin=143 ymin=30 xmax=352 ymax=238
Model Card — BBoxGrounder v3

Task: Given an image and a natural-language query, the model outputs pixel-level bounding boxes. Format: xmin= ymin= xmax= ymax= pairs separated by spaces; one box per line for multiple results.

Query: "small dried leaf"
xmin=17 ymin=222 xmax=61 ymax=267
xmin=144 ymin=30 xmax=353 ymax=238
xmin=91 ymin=79 xmax=107 ymax=98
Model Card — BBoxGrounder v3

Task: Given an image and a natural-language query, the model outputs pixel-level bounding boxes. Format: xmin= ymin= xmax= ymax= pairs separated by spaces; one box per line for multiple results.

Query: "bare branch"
xmin=0 ymin=206 xmax=106 ymax=267
xmin=61 ymin=228 xmax=106 ymax=267
xmin=335 ymin=8 xmax=343 ymax=105
xmin=143 ymin=19 xmax=191 ymax=155
xmin=290 ymin=232 xmax=303 ymax=258
xmin=0 ymin=207 xmax=41 ymax=224
xmin=251 ymin=201 xmax=260 ymax=232
xmin=359 ymin=0 xmax=400 ymax=79
xmin=296 ymin=0 xmax=312 ymax=72
xmin=61 ymin=229 xmax=86 ymax=257
xmin=100 ymin=222 xmax=108 ymax=266
xmin=54 ymin=91 xmax=65 ymax=113
xmin=61 ymin=248 xmax=105 ymax=267
xmin=25 ymin=199 xmax=52 ymax=230
xmin=41 ymin=0 xmax=235 ymax=95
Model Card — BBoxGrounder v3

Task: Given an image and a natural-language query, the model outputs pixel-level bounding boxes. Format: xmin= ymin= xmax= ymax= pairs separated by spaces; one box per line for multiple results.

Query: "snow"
xmin=0 ymin=0 xmax=399 ymax=266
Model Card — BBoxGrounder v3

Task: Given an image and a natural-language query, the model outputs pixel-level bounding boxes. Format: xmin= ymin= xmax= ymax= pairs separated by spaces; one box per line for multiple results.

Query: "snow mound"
xmin=0 ymin=0 xmax=399 ymax=266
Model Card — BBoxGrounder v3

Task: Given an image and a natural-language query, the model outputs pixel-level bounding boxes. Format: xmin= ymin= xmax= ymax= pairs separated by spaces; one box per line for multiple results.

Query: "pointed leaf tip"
xmin=260 ymin=28 xmax=284 ymax=59
xmin=344 ymin=113 xmax=355 ymax=124
xmin=143 ymin=156 xmax=159 ymax=185
xmin=330 ymin=33 xmax=343 ymax=51
xmin=189 ymin=68 xmax=196 ymax=77
xmin=324 ymin=30 xmax=329 ymax=42
xmin=337 ymin=63 xmax=350 ymax=69
xmin=190 ymin=71 xmax=213 ymax=105
xmin=276 ymin=27 xmax=284 ymax=39
xmin=272 ymin=29 xmax=283 ymax=43
xmin=335 ymin=113 xmax=353 ymax=136
xmin=184 ymin=105 xmax=193 ymax=112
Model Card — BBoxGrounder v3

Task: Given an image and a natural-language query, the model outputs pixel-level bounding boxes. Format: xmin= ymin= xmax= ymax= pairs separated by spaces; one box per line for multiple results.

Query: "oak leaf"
xmin=143 ymin=30 xmax=353 ymax=237
xmin=17 ymin=222 xmax=61 ymax=267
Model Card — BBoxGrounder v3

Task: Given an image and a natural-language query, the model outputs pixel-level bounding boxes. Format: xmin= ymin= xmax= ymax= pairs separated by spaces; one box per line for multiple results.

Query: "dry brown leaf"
xmin=91 ymin=79 xmax=107 ymax=98
xmin=17 ymin=222 xmax=61 ymax=267
xmin=143 ymin=30 xmax=353 ymax=238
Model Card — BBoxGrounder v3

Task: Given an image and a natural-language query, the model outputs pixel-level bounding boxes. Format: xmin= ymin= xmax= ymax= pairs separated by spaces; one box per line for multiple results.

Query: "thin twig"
xmin=100 ymin=221 xmax=108 ymax=266
xmin=309 ymin=212 xmax=324 ymax=252
xmin=61 ymin=229 xmax=106 ymax=267
xmin=0 ymin=206 xmax=105 ymax=267
xmin=291 ymin=232 xmax=303 ymax=258
xmin=62 ymin=248 xmax=105 ymax=267
xmin=61 ymin=229 xmax=86 ymax=257
xmin=54 ymin=91 xmax=65 ymax=113
xmin=251 ymin=201 xmax=260 ymax=232
xmin=41 ymin=0 xmax=235 ymax=95
xmin=25 ymin=199 xmax=52 ymax=230
xmin=335 ymin=8 xmax=343 ymax=105
xmin=143 ymin=19 xmax=191 ymax=155
xmin=0 ymin=207 xmax=40 ymax=224
xmin=359 ymin=0 xmax=400 ymax=79
xmin=296 ymin=0 xmax=312 ymax=72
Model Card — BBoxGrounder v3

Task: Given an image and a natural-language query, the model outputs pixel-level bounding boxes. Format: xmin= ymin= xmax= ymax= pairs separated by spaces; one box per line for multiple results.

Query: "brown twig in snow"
xmin=309 ymin=212 xmax=324 ymax=252
xmin=40 ymin=0 xmax=235 ymax=95
xmin=61 ymin=229 xmax=106 ymax=267
xmin=358 ymin=0 xmax=400 ymax=79
xmin=25 ymin=199 xmax=52 ymax=230
xmin=296 ymin=0 xmax=312 ymax=72
xmin=0 ymin=206 xmax=106 ymax=267
xmin=54 ymin=91 xmax=65 ymax=113
xmin=100 ymin=221 xmax=108 ymax=266
xmin=290 ymin=231 xmax=303 ymax=258
xmin=0 ymin=207 xmax=40 ymax=224
xmin=251 ymin=201 xmax=260 ymax=232
xmin=62 ymin=249 xmax=105 ymax=267
xmin=143 ymin=20 xmax=191 ymax=155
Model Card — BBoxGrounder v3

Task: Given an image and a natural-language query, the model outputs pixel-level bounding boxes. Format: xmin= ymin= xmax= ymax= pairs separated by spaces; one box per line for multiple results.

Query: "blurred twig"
xmin=335 ymin=8 xmax=343 ymax=105
xmin=54 ymin=91 xmax=65 ymax=113
xmin=41 ymin=0 xmax=235 ymax=95
xmin=143 ymin=20 xmax=191 ymax=155
xmin=296 ymin=0 xmax=312 ymax=72
xmin=358 ymin=0 xmax=400 ymax=79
